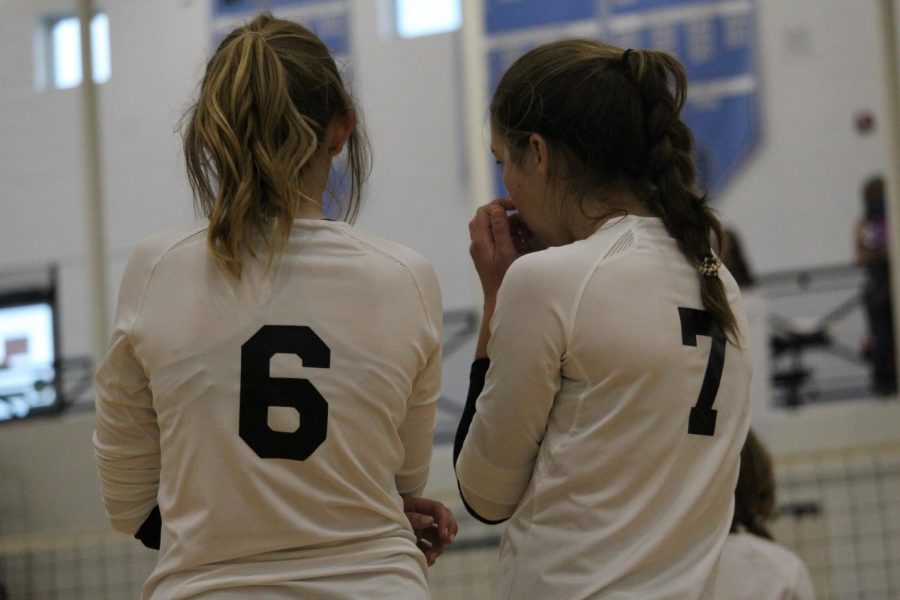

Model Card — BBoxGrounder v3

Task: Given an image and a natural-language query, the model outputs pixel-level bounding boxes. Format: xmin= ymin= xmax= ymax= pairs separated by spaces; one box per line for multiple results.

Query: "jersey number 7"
xmin=678 ymin=307 xmax=726 ymax=436
xmin=240 ymin=325 xmax=330 ymax=460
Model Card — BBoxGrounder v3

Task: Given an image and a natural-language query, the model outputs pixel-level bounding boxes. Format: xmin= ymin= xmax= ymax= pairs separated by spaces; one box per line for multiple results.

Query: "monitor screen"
xmin=0 ymin=290 xmax=59 ymax=421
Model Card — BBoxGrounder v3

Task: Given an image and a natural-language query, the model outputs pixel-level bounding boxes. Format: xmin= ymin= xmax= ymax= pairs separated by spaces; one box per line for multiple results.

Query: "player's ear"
xmin=325 ymin=110 xmax=356 ymax=157
xmin=527 ymin=133 xmax=551 ymax=180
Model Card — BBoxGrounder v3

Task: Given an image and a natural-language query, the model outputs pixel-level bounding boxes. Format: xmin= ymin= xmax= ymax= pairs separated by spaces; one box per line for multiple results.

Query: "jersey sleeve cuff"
xmin=456 ymin=480 xmax=513 ymax=524
xmin=396 ymin=475 xmax=428 ymax=499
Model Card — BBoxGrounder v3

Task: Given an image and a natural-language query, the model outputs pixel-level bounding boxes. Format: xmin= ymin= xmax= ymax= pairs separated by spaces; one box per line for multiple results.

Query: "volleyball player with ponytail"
xmin=94 ymin=14 xmax=454 ymax=599
xmin=455 ymin=41 xmax=751 ymax=598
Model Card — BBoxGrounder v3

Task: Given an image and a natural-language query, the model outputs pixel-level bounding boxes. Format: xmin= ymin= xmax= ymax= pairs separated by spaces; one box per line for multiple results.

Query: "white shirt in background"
xmin=713 ymin=532 xmax=816 ymax=599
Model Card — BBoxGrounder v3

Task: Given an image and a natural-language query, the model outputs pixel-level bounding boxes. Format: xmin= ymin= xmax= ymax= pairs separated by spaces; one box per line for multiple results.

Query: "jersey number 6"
xmin=679 ymin=307 xmax=725 ymax=436
xmin=240 ymin=325 xmax=329 ymax=460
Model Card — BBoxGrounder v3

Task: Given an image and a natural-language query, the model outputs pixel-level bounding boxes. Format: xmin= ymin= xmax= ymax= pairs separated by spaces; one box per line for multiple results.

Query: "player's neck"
xmin=293 ymin=206 xmax=325 ymax=220
xmin=565 ymin=186 xmax=653 ymax=241
xmin=293 ymin=157 xmax=330 ymax=220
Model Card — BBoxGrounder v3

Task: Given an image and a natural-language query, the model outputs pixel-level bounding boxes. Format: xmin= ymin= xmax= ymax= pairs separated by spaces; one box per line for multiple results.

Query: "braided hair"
xmin=490 ymin=40 xmax=738 ymax=342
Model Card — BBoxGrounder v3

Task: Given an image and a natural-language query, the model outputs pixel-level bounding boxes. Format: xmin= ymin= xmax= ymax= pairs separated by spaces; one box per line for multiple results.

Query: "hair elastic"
xmin=698 ymin=255 xmax=721 ymax=278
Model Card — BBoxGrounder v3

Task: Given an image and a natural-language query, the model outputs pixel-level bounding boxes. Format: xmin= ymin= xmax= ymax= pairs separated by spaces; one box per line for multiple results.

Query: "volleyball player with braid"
xmin=455 ymin=41 xmax=751 ymax=598
xmin=94 ymin=14 xmax=455 ymax=599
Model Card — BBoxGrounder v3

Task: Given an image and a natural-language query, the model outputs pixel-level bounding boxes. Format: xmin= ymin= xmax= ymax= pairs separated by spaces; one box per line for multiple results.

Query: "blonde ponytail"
xmin=183 ymin=13 xmax=369 ymax=278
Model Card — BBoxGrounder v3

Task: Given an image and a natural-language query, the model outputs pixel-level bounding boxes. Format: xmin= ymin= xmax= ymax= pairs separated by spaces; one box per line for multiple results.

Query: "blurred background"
xmin=1 ymin=0 xmax=899 ymax=597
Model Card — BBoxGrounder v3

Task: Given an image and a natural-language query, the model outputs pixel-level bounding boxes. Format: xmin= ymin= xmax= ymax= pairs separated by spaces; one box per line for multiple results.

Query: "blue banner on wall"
xmin=212 ymin=0 xmax=349 ymax=56
xmin=214 ymin=0 xmax=335 ymax=18
xmin=485 ymin=0 xmax=595 ymax=34
xmin=484 ymin=0 xmax=760 ymax=198
xmin=600 ymin=0 xmax=759 ymax=195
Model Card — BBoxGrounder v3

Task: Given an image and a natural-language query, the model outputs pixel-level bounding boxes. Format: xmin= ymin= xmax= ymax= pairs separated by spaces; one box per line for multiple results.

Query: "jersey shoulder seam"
xmin=129 ymin=225 xmax=209 ymax=364
xmin=337 ymin=228 xmax=439 ymax=343
xmin=564 ymin=224 xmax=641 ymax=379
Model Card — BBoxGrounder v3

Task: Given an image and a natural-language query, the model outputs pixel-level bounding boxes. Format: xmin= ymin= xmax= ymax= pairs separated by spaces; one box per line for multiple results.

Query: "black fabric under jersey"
xmin=453 ymin=358 xmax=507 ymax=525
xmin=135 ymin=505 xmax=161 ymax=550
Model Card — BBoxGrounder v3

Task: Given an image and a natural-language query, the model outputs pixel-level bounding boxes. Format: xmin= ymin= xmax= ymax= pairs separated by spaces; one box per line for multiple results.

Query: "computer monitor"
xmin=0 ymin=287 xmax=60 ymax=421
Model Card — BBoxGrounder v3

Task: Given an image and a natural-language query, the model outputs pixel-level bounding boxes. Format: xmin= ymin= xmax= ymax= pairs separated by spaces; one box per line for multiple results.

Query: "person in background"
xmin=855 ymin=176 xmax=896 ymax=396
xmin=712 ymin=429 xmax=816 ymax=599
xmin=93 ymin=13 xmax=455 ymax=599
xmin=455 ymin=40 xmax=752 ymax=599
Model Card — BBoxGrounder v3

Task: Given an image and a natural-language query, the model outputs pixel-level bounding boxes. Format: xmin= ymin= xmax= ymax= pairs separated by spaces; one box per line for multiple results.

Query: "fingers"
xmin=404 ymin=511 xmax=434 ymax=533
xmin=508 ymin=214 xmax=542 ymax=254
xmin=416 ymin=527 xmax=446 ymax=566
xmin=469 ymin=198 xmax=529 ymax=300
xmin=402 ymin=496 xmax=459 ymax=567
xmin=469 ymin=206 xmax=495 ymax=260
xmin=488 ymin=205 xmax=518 ymax=260
xmin=470 ymin=200 xmax=518 ymax=262
xmin=403 ymin=497 xmax=458 ymax=542
xmin=403 ymin=495 xmax=440 ymax=516
xmin=433 ymin=503 xmax=458 ymax=543
xmin=486 ymin=197 xmax=516 ymax=211
xmin=470 ymin=198 xmax=514 ymax=236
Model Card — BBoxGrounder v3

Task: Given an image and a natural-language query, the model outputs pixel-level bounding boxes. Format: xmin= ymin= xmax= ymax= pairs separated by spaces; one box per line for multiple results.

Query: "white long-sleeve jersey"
xmin=94 ymin=219 xmax=441 ymax=599
xmin=456 ymin=215 xmax=752 ymax=599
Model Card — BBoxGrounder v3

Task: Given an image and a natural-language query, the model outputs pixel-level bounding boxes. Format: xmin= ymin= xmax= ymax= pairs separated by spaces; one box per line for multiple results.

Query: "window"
xmin=396 ymin=0 xmax=461 ymax=38
xmin=38 ymin=12 xmax=111 ymax=90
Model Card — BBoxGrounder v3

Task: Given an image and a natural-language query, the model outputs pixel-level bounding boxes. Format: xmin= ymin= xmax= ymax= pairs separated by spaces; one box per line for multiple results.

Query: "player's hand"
xmin=469 ymin=199 xmax=538 ymax=302
xmin=403 ymin=496 xmax=458 ymax=567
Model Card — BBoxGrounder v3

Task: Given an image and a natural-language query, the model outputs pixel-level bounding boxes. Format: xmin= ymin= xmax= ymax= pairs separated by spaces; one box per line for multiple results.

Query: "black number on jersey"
xmin=678 ymin=307 xmax=726 ymax=436
xmin=240 ymin=325 xmax=329 ymax=460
